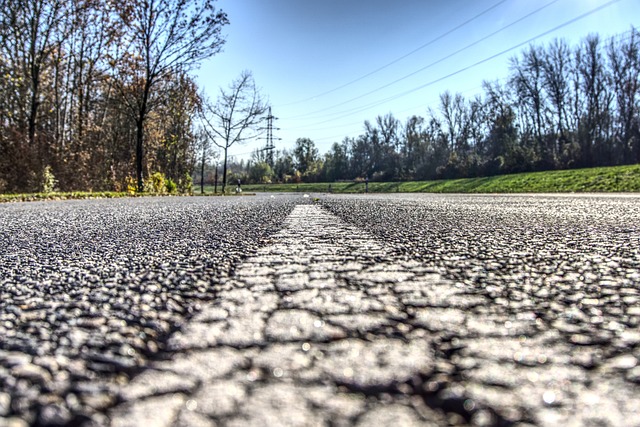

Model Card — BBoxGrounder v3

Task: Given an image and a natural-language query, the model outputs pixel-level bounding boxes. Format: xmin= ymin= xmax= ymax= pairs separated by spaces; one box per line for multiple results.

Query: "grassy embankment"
xmin=0 ymin=190 xmax=261 ymax=203
xmin=241 ymin=164 xmax=640 ymax=194
xmin=1 ymin=164 xmax=639 ymax=202
xmin=0 ymin=191 xmax=140 ymax=203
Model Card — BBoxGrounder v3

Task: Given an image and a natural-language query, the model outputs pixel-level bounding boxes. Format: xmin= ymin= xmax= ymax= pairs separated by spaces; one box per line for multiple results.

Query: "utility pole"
xmin=263 ymin=107 xmax=280 ymax=168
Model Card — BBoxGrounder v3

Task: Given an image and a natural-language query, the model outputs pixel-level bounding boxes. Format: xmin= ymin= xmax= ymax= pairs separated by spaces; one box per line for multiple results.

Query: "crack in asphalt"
xmin=2 ymin=195 xmax=639 ymax=426
xmin=109 ymin=204 xmax=452 ymax=426
xmin=108 ymin=202 xmax=640 ymax=426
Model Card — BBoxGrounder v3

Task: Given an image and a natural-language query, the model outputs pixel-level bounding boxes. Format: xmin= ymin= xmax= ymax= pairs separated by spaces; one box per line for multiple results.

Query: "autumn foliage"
xmin=0 ymin=0 xmax=227 ymax=193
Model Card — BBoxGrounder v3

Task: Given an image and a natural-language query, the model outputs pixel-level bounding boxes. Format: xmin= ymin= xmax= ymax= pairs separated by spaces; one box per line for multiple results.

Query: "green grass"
xmin=0 ymin=191 xmax=198 ymax=203
xmin=3 ymin=165 xmax=638 ymax=202
xmin=0 ymin=190 xmax=259 ymax=203
xmin=0 ymin=191 xmax=146 ymax=203
xmin=241 ymin=164 xmax=640 ymax=194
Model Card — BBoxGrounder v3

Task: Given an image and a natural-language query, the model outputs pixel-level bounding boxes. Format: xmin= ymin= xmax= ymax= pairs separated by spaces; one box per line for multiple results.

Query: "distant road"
xmin=1 ymin=194 xmax=639 ymax=426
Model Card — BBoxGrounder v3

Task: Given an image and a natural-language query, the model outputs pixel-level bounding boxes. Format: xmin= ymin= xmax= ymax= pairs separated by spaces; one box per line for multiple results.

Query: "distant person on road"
xmin=236 ymin=179 xmax=242 ymax=194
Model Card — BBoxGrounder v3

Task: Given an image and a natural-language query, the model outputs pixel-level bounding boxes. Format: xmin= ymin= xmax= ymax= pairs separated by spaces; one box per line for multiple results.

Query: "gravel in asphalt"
xmin=0 ymin=196 xmax=296 ymax=426
xmin=1 ymin=193 xmax=639 ymax=426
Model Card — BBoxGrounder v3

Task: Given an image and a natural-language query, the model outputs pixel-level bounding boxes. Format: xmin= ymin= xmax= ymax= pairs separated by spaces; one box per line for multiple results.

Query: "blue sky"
xmin=196 ymin=0 xmax=640 ymax=161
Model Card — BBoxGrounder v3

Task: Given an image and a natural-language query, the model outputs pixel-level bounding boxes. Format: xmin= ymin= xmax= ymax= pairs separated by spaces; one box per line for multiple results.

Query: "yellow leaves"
xmin=125 ymin=176 xmax=137 ymax=194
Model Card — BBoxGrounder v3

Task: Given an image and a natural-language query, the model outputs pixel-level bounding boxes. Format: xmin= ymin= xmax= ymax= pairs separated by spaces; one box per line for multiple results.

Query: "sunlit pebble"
xmin=185 ymin=400 xmax=198 ymax=411
xmin=504 ymin=321 xmax=513 ymax=329
xmin=543 ymin=390 xmax=556 ymax=405
xmin=313 ymin=320 xmax=324 ymax=328
xmin=273 ymin=367 xmax=284 ymax=378
xmin=380 ymin=392 xmax=393 ymax=403
xmin=303 ymin=194 xmax=310 ymax=198
xmin=537 ymin=354 xmax=548 ymax=364
xmin=246 ymin=368 xmax=260 ymax=382
xmin=426 ymin=381 xmax=439 ymax=392
xmin=397 ymin=383 xmax=412 ymax=394
xmin=289 ymin=326 xmax=300 ymax=335
xmin=471 ymin=410 xmax=495 ymax=427
xmin=513 ymin=352 xmax=523 ymax=363
xmin=527 ymin=371 xmax=540 ymax=382
xmin=611 ymin=354 xmax=637 ymax=369
xmin=607 ymin=320 xmax=623 ymax=331
xmin=463 ymin=399 xmax=476 ymax=411
xmin=450 ymin=384 xmax=466 ymax=398
xmin=584 ymin=393 xmax=600 ymax=405
xmin=116 ymin=374 xmax=128 ymax=386
xmin=301 ymin=342 xmax=311 ymax=352
xmin=342 ymin=367 xmax=354 ymax=378
xmin=448 ymin=414 xmax=466 ymax=425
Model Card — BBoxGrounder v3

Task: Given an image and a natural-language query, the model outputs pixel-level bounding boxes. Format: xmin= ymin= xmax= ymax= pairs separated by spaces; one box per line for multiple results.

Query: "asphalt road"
xmin=1 ymin=193 xmax=639 ymax=426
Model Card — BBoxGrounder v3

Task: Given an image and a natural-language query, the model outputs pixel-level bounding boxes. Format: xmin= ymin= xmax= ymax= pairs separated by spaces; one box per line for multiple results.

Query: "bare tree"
xmin=574 ymin=34 xmax=614 ymax=165
xmin=0 ymin=0 xmax=68 ymax=189
xmin=510 ymin=45 xmax=551 ymax=162
xmin=542 ymin=39 xmax=572 ymax=156
xmin=199 ymin=71 xmax=268 ymax=193
xmin=195 ymin=127 xmax=217 ymax=194
xmin=112 ymin=0 xmax=228 ymax=191
xmin=608 ymin=28 xmax=640 ymax=163
xmin=440 ymin=91 xmax=471 ymax=152
xmin=2 ymin=0 xmax=67 ymax=146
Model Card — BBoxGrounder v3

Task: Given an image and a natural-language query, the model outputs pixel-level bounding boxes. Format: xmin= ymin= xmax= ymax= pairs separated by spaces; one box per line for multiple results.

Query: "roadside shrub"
xmin=144 ymin=172 xmax=166 ymax=193
xmin=165 ymin=178 xmax=177 ymax=193
xmin=41 ymin=166 xmax=58 ymax=193
xmin=125 ymin=177 xmax=137 ymax=194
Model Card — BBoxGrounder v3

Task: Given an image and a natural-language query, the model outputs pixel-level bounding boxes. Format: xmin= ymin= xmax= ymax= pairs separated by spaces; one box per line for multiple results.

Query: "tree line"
xmin=2 ymin=4 xmax=638 ymax=193
xmin=0 ymin=0 xmax=228 ymax=193
xmin=238 ymin=29 xmax=640 ymax=184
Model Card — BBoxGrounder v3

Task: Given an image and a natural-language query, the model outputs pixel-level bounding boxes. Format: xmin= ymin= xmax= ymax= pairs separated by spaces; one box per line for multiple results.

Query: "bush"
xmin=41 ymin=166 xmax=58 ymax=193
xmin=125 ymin=176 xmax=137 ymax=194
xmin=165 ymin=178 xmax=177 ymax=193
xmin=144 ymin=172 xmax=166 ymax=193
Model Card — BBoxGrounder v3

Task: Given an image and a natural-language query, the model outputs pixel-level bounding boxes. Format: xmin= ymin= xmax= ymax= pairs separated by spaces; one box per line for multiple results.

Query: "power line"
xmin=301 ymin=30 xmax=636 ymax=150
xmin=286 ymin=118 xmax=367 ymax=132
xmin=233 ymin=8 xmax=634 ymax=159
xmin=282 ymin=0 xmax=561 ymax=120
xmin=368 ymin=0 xmax=627 ymax=108
xmin=278 ymin=0 xmax=509 ymax=107
xmin=282 ymin=0 xmax=626 ymax=129
xmin=249 ymin=27 xmax=635 ymax=152
xmin=289 ymin=76 xmax=509 ymax=134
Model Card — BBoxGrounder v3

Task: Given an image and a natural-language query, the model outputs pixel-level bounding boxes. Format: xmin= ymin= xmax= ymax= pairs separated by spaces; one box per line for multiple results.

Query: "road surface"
xmin=1 ymin=193 xmax=639 ymax=426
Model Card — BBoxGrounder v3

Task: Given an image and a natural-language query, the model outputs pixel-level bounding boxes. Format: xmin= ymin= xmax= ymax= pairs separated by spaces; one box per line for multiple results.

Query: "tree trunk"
xmin=222 ymin=145 xmax=228 ymax=193
xmin=28 ymin=73 xmax=40 ymax=146
xmin=135 ymin=78 xmax=153 ymax=192
xmin=200 ymin=145 xmax=205 ymax=194
xmin=136 ymin=116 xmax=144 ymax=192
xmin=214 ymin=166 xmax=218 ymax=194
